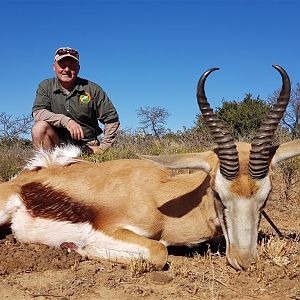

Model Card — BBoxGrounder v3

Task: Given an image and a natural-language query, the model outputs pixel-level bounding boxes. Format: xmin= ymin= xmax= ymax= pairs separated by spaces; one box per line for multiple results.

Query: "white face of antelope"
xmin=213 ymin=169 xmax=272 ymax=270
xmin=196 ymin=64 xmax=291 ymax=270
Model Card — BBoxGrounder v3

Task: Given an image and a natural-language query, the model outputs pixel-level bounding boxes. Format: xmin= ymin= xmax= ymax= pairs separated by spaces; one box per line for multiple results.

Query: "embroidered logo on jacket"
xmin=80 ymin=92 xmax=91 ymax=105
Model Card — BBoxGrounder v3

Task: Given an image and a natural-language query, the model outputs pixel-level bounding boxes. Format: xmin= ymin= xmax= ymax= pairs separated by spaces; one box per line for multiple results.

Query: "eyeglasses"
xmin=55 ymin=48 xmax=79 ymax=59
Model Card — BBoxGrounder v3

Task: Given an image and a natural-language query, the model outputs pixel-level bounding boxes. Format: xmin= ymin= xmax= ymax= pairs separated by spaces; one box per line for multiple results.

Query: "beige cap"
xmin=54 ymin=47 xmax=79 ymax=62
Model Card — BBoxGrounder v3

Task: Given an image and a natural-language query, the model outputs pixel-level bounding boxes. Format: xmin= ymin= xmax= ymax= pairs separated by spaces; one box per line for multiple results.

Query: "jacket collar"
xmin=53 ymin=77 xmax=85 ymax=93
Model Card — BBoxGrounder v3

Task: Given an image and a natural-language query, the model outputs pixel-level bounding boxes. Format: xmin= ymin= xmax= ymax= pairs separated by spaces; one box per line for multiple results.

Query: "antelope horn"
xmin=197 ymin=68 xmax=239 ymax=180
xmin=249 ymin=65 xmax=291 ymax=179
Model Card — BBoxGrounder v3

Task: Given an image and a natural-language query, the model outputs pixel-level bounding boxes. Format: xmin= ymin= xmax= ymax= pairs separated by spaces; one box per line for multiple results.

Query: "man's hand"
xmin=66 ymin=120 xmax=84 ymax=140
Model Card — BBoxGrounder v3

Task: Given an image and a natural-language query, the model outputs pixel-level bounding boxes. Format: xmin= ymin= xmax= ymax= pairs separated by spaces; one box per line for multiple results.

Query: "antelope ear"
xmin=271 ymin=139 xmax=300 ymax=166
xmin=140 ymin=151 xmax=217 ymax=173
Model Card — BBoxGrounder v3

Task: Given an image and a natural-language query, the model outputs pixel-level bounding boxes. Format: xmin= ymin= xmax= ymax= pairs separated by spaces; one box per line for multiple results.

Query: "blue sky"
xmin=1 ymin=0 xmax=299 ymax=133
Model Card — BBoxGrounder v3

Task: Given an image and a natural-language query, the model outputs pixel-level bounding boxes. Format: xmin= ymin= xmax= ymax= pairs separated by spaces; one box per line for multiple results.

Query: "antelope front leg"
xmin=78 ymin=228 xmax=168 ymax=270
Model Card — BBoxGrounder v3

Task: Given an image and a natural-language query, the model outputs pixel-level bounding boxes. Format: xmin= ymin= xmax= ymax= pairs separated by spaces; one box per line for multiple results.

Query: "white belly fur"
xmin=10 ymin=203 xmax=150 ymax=262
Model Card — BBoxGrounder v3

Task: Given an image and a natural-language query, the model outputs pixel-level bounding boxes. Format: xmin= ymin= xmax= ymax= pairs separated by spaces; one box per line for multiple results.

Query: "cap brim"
xmin=55 ymin=53 xmax=79 ymax=62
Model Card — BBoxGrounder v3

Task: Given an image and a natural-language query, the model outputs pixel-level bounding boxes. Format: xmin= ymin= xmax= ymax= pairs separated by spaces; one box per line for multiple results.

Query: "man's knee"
xmin=31 ymin=121 xmax=61 ymax=150
xmin=32 ymin=121 xmax=60 ymax=145
xmin=32 ymin=121 xmax=52 ymax=137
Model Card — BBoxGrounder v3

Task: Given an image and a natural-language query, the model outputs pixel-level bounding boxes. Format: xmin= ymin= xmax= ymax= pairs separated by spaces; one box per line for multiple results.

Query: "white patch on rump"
xmin=24 ymin=145 xmax=82 ymax=171
xmin=10 ymin=204 xmax=150 ymax=262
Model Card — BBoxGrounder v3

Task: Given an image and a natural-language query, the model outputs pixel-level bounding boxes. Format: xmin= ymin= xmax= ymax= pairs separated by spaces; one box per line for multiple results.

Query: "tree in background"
xmin=268 ymin=83 xmax=300 ymax=138
xmin=194 ymin=94 xmax=270 ymax=140
xmin=191 ymin=114 xmax=214 ymax=146
xmin=217 ymin=94 xmax=270 ymax=139
xmin=137 ymin=106 xmax=170 ymax=138
xmin=0 ymin=113 xmax=32 ymax=145
xmin=0 ymin=113 xmax=33 ymax=181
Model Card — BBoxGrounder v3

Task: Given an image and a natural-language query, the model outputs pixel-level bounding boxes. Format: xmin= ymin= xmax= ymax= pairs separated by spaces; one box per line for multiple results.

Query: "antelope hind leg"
xmin=78 ymin=228 xmax=168 ymax=270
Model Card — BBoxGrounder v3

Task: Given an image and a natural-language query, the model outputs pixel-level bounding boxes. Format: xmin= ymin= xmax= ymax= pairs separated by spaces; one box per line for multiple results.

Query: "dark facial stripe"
xmin=223 ymin=212 xmax=228 ymax=233
xmin=20 ymin=182 xmax=97 ymax=225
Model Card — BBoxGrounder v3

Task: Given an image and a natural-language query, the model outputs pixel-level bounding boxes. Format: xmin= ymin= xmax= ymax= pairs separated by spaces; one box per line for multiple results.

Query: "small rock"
xmin=149 ymin=272 xmax=172 ymax=285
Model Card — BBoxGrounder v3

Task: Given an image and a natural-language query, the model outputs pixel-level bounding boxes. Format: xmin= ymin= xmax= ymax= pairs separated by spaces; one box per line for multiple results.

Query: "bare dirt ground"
xmin=0 ymin=170 xmax=299 ymax=300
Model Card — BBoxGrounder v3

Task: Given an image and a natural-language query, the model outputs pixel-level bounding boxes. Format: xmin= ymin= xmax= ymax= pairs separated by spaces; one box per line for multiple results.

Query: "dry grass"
xmin=122 ymin=228 xmax=300 ymax=298
xmin=0 ymin=143 xmax=33 ymax=181
xmin=259 ymin=234 xmax=299 ymax=261
xmin=0 ymin=137 xmax=299 ymax=299
xmin=128 ymin=257 xmax=156 ymax=277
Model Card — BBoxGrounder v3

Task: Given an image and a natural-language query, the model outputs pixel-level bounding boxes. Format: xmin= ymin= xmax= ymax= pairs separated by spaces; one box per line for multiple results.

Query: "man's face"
xmin=53 ymin=57 xmax=80 ymax=85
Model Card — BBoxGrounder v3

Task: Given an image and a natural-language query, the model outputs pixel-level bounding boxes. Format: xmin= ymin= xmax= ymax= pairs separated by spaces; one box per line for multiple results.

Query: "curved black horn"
xmin=197 ymin=68 xmax=239 ymax=180
xmin=249 ymin=65 xmax=291 ymax=179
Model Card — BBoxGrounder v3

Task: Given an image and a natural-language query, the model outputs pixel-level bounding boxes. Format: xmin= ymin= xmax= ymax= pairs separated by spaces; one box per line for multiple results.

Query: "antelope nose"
xmin=227 ymin=245 xmax=257 ymax=270
xmin=237 ymin=255 xmax=256 ymax=270
xmin=227 ymin=252 xmax=256 ymax=270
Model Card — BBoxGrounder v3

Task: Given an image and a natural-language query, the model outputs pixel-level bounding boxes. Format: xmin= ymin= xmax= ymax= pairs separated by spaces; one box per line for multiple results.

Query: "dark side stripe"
xmin=20 ymin=182 xmax=97 ymax=225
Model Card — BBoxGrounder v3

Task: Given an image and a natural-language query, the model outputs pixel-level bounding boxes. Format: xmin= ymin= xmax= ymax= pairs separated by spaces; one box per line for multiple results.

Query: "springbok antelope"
xmin=0 ymin=65 xmax=299 ymax=270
